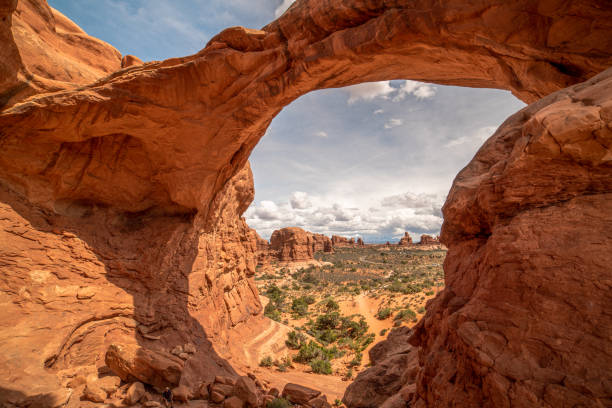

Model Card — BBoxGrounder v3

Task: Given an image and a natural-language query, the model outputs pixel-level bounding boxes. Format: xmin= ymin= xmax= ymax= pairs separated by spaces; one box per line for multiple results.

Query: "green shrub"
xmin=291 ymin=297 xmax=309 ymax=316
xmin=323 ymin=298 xmax=340 ymax=312
xmin=264 ymin=302 xmax=281 ymax=322
xmin=417 ymin=306 xmax=426 ymax=314
xmin=310 ymin=358 xmax=332 ymax=374
xmin=315 ymin=312 xmax=340 ymax=331
xmin=376 ymin=307 xmax=392 ymax=320
xmin=267 ymin=398 xmax=292 ymax=408
xmin=260 ymin=356 xmax=273 ymax=367
xmin=286 ymin=331 xmax=306 ymax=349
xmin=295 ymin=341 xmax=340 ymax=363
xmin=380 ymin=328 xmax=388 ymax=336
xmin=394 ymin=308 xmax=417 ymax=322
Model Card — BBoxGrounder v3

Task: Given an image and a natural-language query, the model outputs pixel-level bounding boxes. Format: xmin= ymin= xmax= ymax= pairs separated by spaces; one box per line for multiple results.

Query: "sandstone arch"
xmin=0 ymin=0 xmax=610 ymax=407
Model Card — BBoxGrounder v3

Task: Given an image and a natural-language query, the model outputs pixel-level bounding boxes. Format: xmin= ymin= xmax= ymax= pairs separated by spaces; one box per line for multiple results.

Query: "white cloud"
xmin=444 ymin=125 xmax=497 ymax=148
xmin=384 ymin=118 xmax=403 ymax=129
xmin=373 ymin=109 xmax=384 ymax=115
xmin=392 ymin=80 xmax=437 ymax=101
xmin=274 ymin=0 xmax=295 ymax=17
xmin=290 ymin=191 xmax=311 ymax=209
xmin=246 ymin=191 xmax=444 ymax=241
xmin=345 ymin=80 xmax=436 ymax=105
xmin=252 ymin=200 xmax=280 ymax=220
xmin=381 ymin=192 xmax=441 ymax=209
xmin=346 ymin=81 xmax=395 ymax=104
xmin=314 ymin=130 xmax=328 ymax=138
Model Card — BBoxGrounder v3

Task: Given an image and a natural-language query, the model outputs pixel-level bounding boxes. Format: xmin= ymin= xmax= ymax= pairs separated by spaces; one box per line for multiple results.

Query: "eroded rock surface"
xmin=408 ymin=68 xmax=612 ymax=407
xmin=0 ymin=0 xmax=611 ymax=406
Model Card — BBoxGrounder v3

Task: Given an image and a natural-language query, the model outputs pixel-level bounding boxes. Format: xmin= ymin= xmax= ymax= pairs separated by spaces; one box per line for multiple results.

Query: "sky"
xmin=49 ymin=0 xmax=525 ymax=243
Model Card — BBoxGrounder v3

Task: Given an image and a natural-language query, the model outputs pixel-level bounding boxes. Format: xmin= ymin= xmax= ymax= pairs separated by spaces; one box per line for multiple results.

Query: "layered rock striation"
xmin=0 ymin=0 xmax=611 ymax=406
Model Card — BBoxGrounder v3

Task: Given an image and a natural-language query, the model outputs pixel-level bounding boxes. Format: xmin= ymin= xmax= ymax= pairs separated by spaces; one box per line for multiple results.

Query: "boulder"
xmin=124 ymin=382 xmax=145 ymax=405
xmin=232 ymin=376 xmax=259 ymax=406
xmin=224 ymin=396 xmax=244 ymax=408
xmin=82 ymin=382 xmax=106 ymax=403
xmin=282 ymin=383 xmax=321 ymax=405
xmin=173 ymin=385 xmax=192 ymax=403
xmin=105 ymin=343 xmax=184 ymax=389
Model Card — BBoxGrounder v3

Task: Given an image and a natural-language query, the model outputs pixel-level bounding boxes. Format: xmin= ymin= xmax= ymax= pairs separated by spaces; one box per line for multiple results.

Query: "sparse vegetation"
xmin=260 ymin=356 xmax=273 ymax=367
xmin=256 ymin=246 xmax=445 ymax=380
xmin=267 ymin=398 xmax=292 ymax=408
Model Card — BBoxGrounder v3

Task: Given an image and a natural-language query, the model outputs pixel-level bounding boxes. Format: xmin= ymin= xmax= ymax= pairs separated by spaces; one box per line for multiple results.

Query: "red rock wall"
xmin=0 ymin=0 xmax=611 ymax=406
xmin=408 ymin=69 xmax=612 ymax=407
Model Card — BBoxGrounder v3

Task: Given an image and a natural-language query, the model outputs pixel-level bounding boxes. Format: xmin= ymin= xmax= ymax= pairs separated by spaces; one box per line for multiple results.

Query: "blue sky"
xmin=49 ymin=0 xmax=525 ymax=243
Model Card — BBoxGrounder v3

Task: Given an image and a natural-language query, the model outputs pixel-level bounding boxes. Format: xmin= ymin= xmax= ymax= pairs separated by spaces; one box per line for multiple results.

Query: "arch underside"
xmin=0 ymin=0 xmax=611 ymax=407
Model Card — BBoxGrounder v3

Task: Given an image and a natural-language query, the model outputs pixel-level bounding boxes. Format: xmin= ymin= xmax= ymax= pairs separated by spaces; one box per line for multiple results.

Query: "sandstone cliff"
xmin=0 ymin=0 xmax=611 ymax=406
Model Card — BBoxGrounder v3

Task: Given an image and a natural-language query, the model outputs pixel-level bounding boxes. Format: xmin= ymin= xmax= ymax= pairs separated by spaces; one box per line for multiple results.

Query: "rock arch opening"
xmin=0 ymin=1 xmax=610 ymax=407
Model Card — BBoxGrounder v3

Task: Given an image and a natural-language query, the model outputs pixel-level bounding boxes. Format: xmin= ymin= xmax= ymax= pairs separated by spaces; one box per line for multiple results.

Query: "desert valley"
xmin=0 ymin=1 xmax=611 ymax=408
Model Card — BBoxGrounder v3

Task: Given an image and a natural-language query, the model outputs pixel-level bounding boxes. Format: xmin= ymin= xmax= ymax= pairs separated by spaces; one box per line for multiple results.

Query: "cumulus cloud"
xmin=373 ymin=109 xmax=384 ymax=115
xmin=290 ymin=191 xmax=312 ymax=209
xmin=274 ymin=0 xmax=295 ymax=17
xmin=384 ymin=118 xmax=403 ymax=129
xmin=444 ymin=125 xmax=497 ymax=148
xmin=381 ymin=192 xmax=440 ymax=209
xmin=346 ymin=81 xmax=395 ymax=104
xmin=392 ymin=80 xmax=437 ymax=101
xmin=345 ymin=80 xmax=436 ymax=104
xmin=245 ymin=191 xmax=444 ymax=242
xmin=314 ymin=130 xmax=328 ymax=138
xmin=252 ymin=200 xmax=280 ymax=220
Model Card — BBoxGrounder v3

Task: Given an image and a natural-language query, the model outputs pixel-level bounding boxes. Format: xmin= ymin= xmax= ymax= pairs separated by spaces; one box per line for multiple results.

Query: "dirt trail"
xmin=339 ymin=293 xmax=391 ymax=363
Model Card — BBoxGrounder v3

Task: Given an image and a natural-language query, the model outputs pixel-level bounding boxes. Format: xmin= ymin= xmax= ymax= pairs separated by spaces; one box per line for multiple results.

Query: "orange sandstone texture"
xmin=0 ymin=0 xmax=611 ymax=407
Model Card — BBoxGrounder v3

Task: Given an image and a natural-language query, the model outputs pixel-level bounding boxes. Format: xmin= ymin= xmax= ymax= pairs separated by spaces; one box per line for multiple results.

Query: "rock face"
xmin=0 ymin=0 xmax=611 ymax=406
xmin=269 ymin=227 xmax=323 ymax=262
xmin=344 ymin=327 xmax=418 ymax=408
xmin=398 ymin=233 xmax=413 ymax=246
xmin=312 ymin=233 xmax=334 ymax=253
xmin=0 ymin=0 xmax=121 ymax=108
xmin=331 ymin=235 xmax=351 ymax=247
xmin=406 ymin=68 xmax=612 ymax=408
xmin=418 ymin=234 xmax=439 ymax=245
xmin=258 ymin=227 xmax=332 ymax=264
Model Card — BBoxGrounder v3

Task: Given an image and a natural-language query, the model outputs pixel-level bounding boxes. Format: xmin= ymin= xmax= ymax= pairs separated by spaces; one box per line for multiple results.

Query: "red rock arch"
xmin=0 ymin=1 xmax=610 ymax=406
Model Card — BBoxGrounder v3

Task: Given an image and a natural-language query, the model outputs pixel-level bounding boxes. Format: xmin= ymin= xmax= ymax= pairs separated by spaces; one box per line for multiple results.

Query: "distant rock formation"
xmin=398 ymin=232 xmax=413 ymax=246
xmin=331 ymin=235 xmax=350 ymax=247
xmin=356 ymin=237 xmax=365 ymax=246
xmin=312 ymin=232 xmax=333 ymax=253
xmin=257 ymin=227 xmax=333 ymax=264
xmin=270 ymin=227 xmax=316 ymax=262
xmin=418 ymin=234 xmax=439 ymax=245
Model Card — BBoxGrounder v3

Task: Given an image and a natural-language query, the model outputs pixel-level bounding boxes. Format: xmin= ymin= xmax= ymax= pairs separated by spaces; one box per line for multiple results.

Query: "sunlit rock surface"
xmin=0 ymin=0 xmax=610 ymax=406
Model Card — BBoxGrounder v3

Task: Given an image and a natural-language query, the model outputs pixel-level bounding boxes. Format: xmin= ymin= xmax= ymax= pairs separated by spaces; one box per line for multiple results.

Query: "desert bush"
xmin=310 ymin=358 xmax=332 ymax=374
xmin=267 ymin=398 xmax=292 ymax=408
xmin=376 ymin=307 xmax=392 ymax=320
xmin=295 ymin=341 xmax=340 ymax=363
xmin=315 ymin=312 xmax=340 ymax=330
xmin=291 ymin=297 xmax=309 ymax=316
xmin=395 ymin=308 xmax=417 ymax=322
xmin=286 ymin=331 xmax=306 ymax=349
xmin=260 ymin=356 xmax=273 ymax=367
xmin=380 ymin=328 xmax=388 ymax=336
xmin=264 ymin=302 xmax=281 ymax=322
xmin=418 ymin=306 xmax=426 ymax=314
xmin=323 ymin=297 xmax=340 ymax=312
